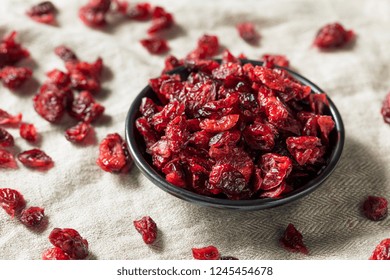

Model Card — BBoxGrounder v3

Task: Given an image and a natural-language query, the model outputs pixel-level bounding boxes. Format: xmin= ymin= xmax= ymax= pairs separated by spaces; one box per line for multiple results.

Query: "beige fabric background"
xmin=1 ymin=0 xmax=390 ymax=260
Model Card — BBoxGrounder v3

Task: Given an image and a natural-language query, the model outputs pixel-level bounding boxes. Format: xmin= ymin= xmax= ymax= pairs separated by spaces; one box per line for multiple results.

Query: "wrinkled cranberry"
xmin=65 ymin=57 xmax=103 ymax=93
xmin=0 ymin=31 xmax=30 ymax=68
xmin=69 ymin=91 xmax=105 ymax=122
xmin=0 ymin=109 xmax=22 ymax=125
xmin=162 ymin=55 xmax=183 ymax=73
xmin=236 ymin=22 xmax=260 ymax=43
xmin=0 ymin=66 xmax=32 ymax=90
xmin=262 ymin=54 xmax=289 ymax=68
xmin=0 ymin=149 xmax=18 ymax=169
xmin=20 ymin=206 xmax=45 ymax=227
xmin=369 ymin=239 xmax=390 ymax=260
xmin=42 ymin=247 xmax=71 ymax=260
xmin=49 ymin=228 xmax=89 ymax=259
xmin=20 ymin=123 xmax=38 ymax=142
xmin=187 ymin=34 xmax=219 ymax=60
xmin=362 ymin=196 xmax=388 ymax=221
xmin=260 ymin=153 xmax=292 ymax=190
xmin=147 ymin=6 xmax=174 ymax=34
xmin=199 ymin=114 xmax=239 ymax=132
xmin=140 ymin=38 xmax=169 ymax=54
xmin=54 ymin=45 xmax=78 ymax=62
xmin=0 ymin=188 xmax=26 ymax=218
xmin=79 ymin=0 xmax=112 ymax=27
xmin=65 ymin=122 xmax=91 ymax=143
xmin=17 ymin=149 xmax=54 ymax=169
xmin=381 ymin=92 xmax=390 ymax=124
xmin=313 ymin=23 xmax=355 ymax=49
xmin=209 ymin=164 xmax=248 ymax=199
xmin=125 ymin=2 xmax=152 ymax=20
xmin=286 ymin=136 xmax=324 ymax=166
xmin=97 ymin=133 xmax=132 ymax=173
xmin=280 ymin=223 xmax=308 ymax=254
xmin=26 ymin=1 xmax=56 ymax=24
xmin=192 ymin=246 xmax=220 ymax=260
xmin=0 ymin=128 xmax=14 ymax=147
xmin=133 ymin=216 xmax=157 ymax=244
xmin=33 ymin=89 xmax=67 ymax=123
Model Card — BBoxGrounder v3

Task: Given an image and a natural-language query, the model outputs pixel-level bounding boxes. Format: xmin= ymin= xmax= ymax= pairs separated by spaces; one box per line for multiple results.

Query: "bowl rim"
xmin=125 ymin=59 xmax=345 ymax=210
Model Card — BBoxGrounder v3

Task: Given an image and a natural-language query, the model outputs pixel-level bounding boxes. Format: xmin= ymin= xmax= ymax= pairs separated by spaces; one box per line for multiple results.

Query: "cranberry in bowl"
xmin=125 ymin=59 xmax=344 ymax=210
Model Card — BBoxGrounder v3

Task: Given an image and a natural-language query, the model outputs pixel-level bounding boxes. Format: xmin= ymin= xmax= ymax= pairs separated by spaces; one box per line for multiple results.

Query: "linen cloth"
xmin=1 ymin=0 xmax=390 ymax=260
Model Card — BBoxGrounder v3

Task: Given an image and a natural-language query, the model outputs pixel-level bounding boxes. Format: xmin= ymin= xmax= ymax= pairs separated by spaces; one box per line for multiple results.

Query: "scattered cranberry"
xmin=0 ymin=149 xmax=18 ymax=169
xmin=54 ymin=45 xmax=78 ymax=62
xmin=187 ymin=34 xmax=219 ymax=60
xmin=262 ymin=54 xmax=289 ymax=68
xmin=0 ymin=108 xmax=22 ymax=125
xmin=381 ymin=92 xmax=390 ymax=124
xmin=362 ymin=196 xmax=388 ymax=221
xmin=140 ymin=38 xmax=169 ymax=54
xmin=33 ymin=86 xmax=69 ymax=123
xmin=0 ymin=128 xmax=14 ymax=147
xmin=0 ymin=66 xmax=32 ymax=90
xmin=236 ymin=22 xmax=260 ymax=43
xmin=17 ymin=148 xmax=54 ymax=169
xmin=69 ymin=91 xmax=105 ymax=122
xmin=0 ymin=188 xmax=26 ymax=218
xmin=0 ymin=31 xmax=30 ymax=68
xmin=65 ymin=122 xmax=91 ymax=143
xmin=133 ymin=216 xmax=157 ymax=244
xmin=42 ymin=247 xmax=71 ymax=260
xmin=79 ymin=0 xmax=112 ymax=27
xmin=279 ymin=223 xmax=308 ymax=254
xmin=20 ymin=123 xmax=38 ymax=142
xmin=127 ymin=2 xmax=152 ymax=20
xmin=97 ymin=133 xmax=132 ymax=173
xmin=65 ymin=57 xmax=103 ymax=93
xmin=49 ymin=228 xmax=89 ymax=259
xmin=192 ymin=246 xmax=220 ymax=260
xmin=162 ymin=55 xmax=183 ymax=73
xmin=369 ymin=239 xmax=390 ymax=260
xmin=313 ymin=22 xmax=355 ymax=49
xmin=20 ymin=207 xmax=45 ymax=227
xmin=26 ymin=1 xmax=57 ymax=25
xmin=147 ymin=6 xmax=174 ymax=34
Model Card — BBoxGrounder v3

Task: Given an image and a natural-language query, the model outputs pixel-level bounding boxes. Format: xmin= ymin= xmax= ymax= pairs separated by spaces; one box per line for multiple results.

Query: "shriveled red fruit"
xmin=209 ymin=164 xmax=248 ymax=199
xmin=187 ymin=34 xmax=219 ymax=60
xmin=0 ymin=66 xmax=32 ymax=90
xmin=0 ymin=188 xmax=26 ymax=218
xmin=140 ymin=38 xmax=169 ymax=54
xmin=125 ymin=2 xmax=152 ymax=20
xmin=69 ymin=91 xmax=105 ymax=122
xmin=0 ymin=31 xmax=30 ymax=67
xmin=17 ymin=149 xmax=54 ymax=169
xmin=199 ymin=114 xmax=239 ymax=132
xmin=260 ymin=153 xmax=292 ymax=190
xmin=381 ymin=92 xmax=390 ymax=124
xmin=243 ymin=122 xmax=275 ymax=151
xmin=79 ymin=0 xmax=111 ymax=27
xmin=97 ymin=133 xmax=132 ymax=173
xmin=236 ymin=22 xmax=260 ymax=43
xmin=313 ymin=22 xmax=355 ymax=49
xmin=162 ymin=55 xmax=183 ymax=73
xmin=192 ymin=246 xmax=220 ymax=260
xmin=369 ymin=239 xmax=390 ymax=260
xmin=0 ymin=109 xmax=22 ymax=125
xmin=33 ymin=89 xmax=67 ymax=123
xmin=20 ymin=123 xmax=38 ymax=142
xmin=49 ymin=228 xmax=89 ymax=260
xmin=286 ymin=136 xmax=324 ymax=166
xmin=362 ymin=196 xmax=388 ymax=221
xmin=147 ymin=6 xmax=174 ymax=34
xmin=0 ymin=149 xmax=18 ymax=169
xmin=280 ymin=223 xmax=308 ymax=254
xmin=65 ymin=122 xmax=91 ymax=143
xmin=0 ymin=128 xmax=14 ymax=147
xmin=65 ymin=58 xmax=103 ymax=93
xmin=20 ymin=207 xmax=45 ymax=227
xmin=54 ymin=45 xmax=78 ymax=62
xmin=133 ymin=216 xmax=157 ymax=244
xmin=26 ymin=1 xmax=57 ymax=24
xmin=42 ymin=247 xmax=71 ymax=260
xmin=262 ymin=54 xmax=289 ymax=68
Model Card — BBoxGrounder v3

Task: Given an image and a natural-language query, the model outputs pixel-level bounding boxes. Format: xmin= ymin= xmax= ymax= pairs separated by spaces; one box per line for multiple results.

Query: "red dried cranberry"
xmin=42 ymin=247 xmax=71 ymax=260
xmin=65 ymin=58 xmax=103 ymax=93
xmin=162 ymin=55 xmax=183 ymax=73
xmin=280 ymin=223 xmax=308 ymax=254
xmin=262 ymin=54 xmax=289 ymax=68
xmin=26 ymin=1 xmax=56 ymax=24
xmin=79 ymin=0 xmax=111 ymax=27
xmin=369 ymin=239 xmax=390 ymax=260
xmin=33 ymin=89 xmax=66 ymax=123
xmin=236 ymin=22 xmax=260 ymax=43
xmin=49 ymin=228 xmax=89 ymax=260
xmin=45 ymin=69 xmax=72 ymax=89
xmin=209 ymin=164 xmax=248 ymax=198
xmin=362 ymin=196 xmax=388 ymax=221
xmin=135 ymin=117 xmax=159 ymax=151
xmin=313 ymin=23 xmax=355 ymax=49
xmin=0 ymin=66 xmax=32 ymax=90
xmin=187 ymin=35 xmax=219 ymax=60
xmin=192 ymin=246 xmax=220 ymax=260
xmin=54 ymin=45 xmax=78 ymax=62
xmin=97 ymin=133 xmax=132 ymax=173
xmin=0 ymin=109 xmax=22 ymax=125
xmin=65 ymin=122 xmax=91 ymax=143
xmin=243 ymin=122 xmax=275 ymax=151
xmin=0 ymin=128 xmax=14 ymax=147
xmin=221 ymin=49 xmax=240 ymax=64
xmin=69 ymin=91 xmax=105 ymax=122
xmin=17 ymin=149 xmax=54 ymax=169
xmin=20 ymin=123 xmax=38 ymax=142
xmin=140 ymin=38 xmax=169 ymax=55
xmin=0 ymin=31 xmax=30 ymax=68
xmin=20 ymin=206 xmax=45 ymax=227
xmin=0 ymin=149 xmax=18 ymax=169
xmin=259 ymin=182 xmax=287 ymax=198
xmin=381 ymin=92 xmax=390 ymax=124
xmin=286 ymin=136 xmax=324 ymax=166
xmin=133 ymin=216 xmax=157 ymax=244
xmin=147 ymin=6 xmax=174 ymax=34
xmin=0 ymin=188 xmax=26 ymax=218
xmin=126 ymin=2 xmax=152 ymax=20
xmin=199 ymin=114 xmax=239 ymax=132
xmin=259 ymin=153 xmax=292 ymax=190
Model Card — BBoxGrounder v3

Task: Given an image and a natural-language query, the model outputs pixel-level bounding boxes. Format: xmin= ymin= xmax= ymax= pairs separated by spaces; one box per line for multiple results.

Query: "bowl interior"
xmin=125 ymin=60 xmax=345 ymax=210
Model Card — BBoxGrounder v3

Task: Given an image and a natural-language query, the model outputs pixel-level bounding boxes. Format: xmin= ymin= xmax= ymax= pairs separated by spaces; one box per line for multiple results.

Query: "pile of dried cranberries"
xmin=135 ymin=52 xmax=336 ymax=200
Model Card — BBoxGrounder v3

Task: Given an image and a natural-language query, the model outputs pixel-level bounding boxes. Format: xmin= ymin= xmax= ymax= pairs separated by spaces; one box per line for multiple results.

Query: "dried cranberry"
xmin=162 ymin=55 xmax=183 ymax=73
xmin=0 ymin=109 xmax=22 ymax=125
xmin=97 ymin=133 xmax=132 ymax=173
xmin=26 ymin=1 xmax=56 ymax=24
xmin=126 ymin=2 xmax=152 ymax=20
xmin=42 ymin=247 xmax=71 ymax=260
xmin=381 ymin=92 xmax=390 ymax=124
xmin=236 ymin=22 xmax=260 ymax=43
xmin=362 ymin=196 xmax=388 ymax=221
xmin=135 ymin=117 xmax=159 ymax=151
xmin=140 ymin=38 xmax=169 ymax=54
xmin=65 ymin=57 xmax=103 ymax=93
xmin=0 ymin=149 xmax=18 ymax=169
xmin=20 ymin=207 xmax=45 ymax=227
xmin=0 ymin=66 xmax=32 ymax=90
xmin=79 ymin=0 xmax=111 ymax=27
xmin=54 ymin=45 xmax=78 ymax=62
xmin=209 ymin=164 xmax=248 ymax=198
xmin=69 ymin=91 xmax=105 ymax=122
xmin=280 ymin=223 xmax=308 ymax=254
xmin=0 ymin=128 xmax=14 ymax=147
xmin=260 ymin=153 xmax=292 ymax=190
xmin=65 ymin=122 xmax=91 ymax=143
xmin=20 ymin=123 xmax=38 ymax=142
xmin=286 ymin=136 xmax=324 ymax=166
xmin=49 ymin=228 xmax=89 ymax=260
xmin=199 ymin=114 xmax=240 ymax=132
xmin=0 ymin=31 xmax=30 ymax=68
xmin=369 ymin=239 xmax=390 ymax=260
xmin=133 ymin=216 xmax=157 ymax=244
xmin=147 ymin=6 xmax=174 ymax=34
xmin=192 ymin=246 xmax=220 ymax=260
xmin=262 ymin=54 xmax=289 ymax=68
xmin=33 ymin=88 xmax=67 ymax=123
xmin=313 ymin=23 xmax=355 ymax=49
xmin=0 ymin=188 xmax=26 ymax=218
xmin=17 ymin=149 xmax=54 ymax=169
xmin=187 ymin=34 xmax=219 ymax=60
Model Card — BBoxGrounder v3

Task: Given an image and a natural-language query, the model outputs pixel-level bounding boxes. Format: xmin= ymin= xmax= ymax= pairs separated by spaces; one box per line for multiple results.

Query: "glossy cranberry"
xmin=0 ymin=31 xmax=30 ymax=68
xmin=65 ymin=122 xmax=91 ymax=143
xmin=0 ymin=128 xmax=14 ymax=147
xmin=42 ymin=247 xmax=71 ymax=260
xmin=369 ymin=239 xmax=390 ymax=260
xmin=147 ymin=6 xmax=174 ymax=34
xmin=126 ymin=2 xmax=152 ymax=20
xmin=20 ymin=123 xmax=38 ymax=142
xmin=0 ymin=109 xmax=22 ymax=125
xmin=20 ymin=207 xmax=45 ymax=227
xmin=280 ymin=223 xmax=308 ymax=254
xmin=314 ymin=22 xmax=355 ymax=49
xmin=0 ymin=66 xmax=32 ymax=90
xmin=0 ymin=149 xmax=18 ymax=169
xmin=133 ymin=216 xmax=157 ymax=244
xmin=192 ymin=246 xmax=220 ymax=260
xmin=362 ymin=196 xmax=388 ymax=221
xmin=162 ymin=55 xmax=183 ymax=73
xmin=97 ymin=133 xmax=132 ymax=173
xmin=17 ymin=149 xmax=54 ymax=169
xmin=262 ymin=54 xmax=289 ymax=68
xmin=26 ymin=1 xmax=56 ymax=24
xmin=236 ymin=22 xmax=260 ymax=43
xmin=49 ymin=228 xmax=89 ymax=260
xmin=79 ymin=0 xmax=111 ymax=27
xmin=54 ymin=45 xmax=78 ymax=62
xmin=33 ymin=89 xmax=67 ymax=123
xmin=0 ymin=188 xmax=26 ymax=218
xmin=140 ymin=38 xmax=169 ymax=54
xmin=69 ymin=91 xmax=104 ymax=122
xmin=65 ymin=58 xmax=103 ymax=93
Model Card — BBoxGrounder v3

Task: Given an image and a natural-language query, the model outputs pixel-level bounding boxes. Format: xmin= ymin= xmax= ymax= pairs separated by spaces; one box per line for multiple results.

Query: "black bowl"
xmin=125 ymin=60 xmax=345 ymax=210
